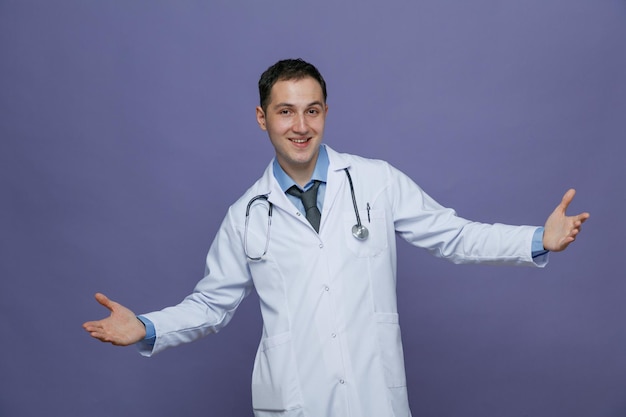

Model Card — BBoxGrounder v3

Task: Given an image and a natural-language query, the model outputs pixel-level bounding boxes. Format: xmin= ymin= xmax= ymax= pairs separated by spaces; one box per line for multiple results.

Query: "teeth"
xmin=292 ymin=139 xmax=308 ymax=143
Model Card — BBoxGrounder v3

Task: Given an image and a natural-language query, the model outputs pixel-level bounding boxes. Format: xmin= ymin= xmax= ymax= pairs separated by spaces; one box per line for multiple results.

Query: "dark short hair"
xmin=258 ymin=58 xmax=327 ymax=111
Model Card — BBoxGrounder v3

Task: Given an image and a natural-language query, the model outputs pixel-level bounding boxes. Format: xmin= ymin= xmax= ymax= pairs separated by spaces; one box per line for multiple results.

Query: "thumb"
xmin=94 ymin=292 xmax=116 ymax=312
xmin=558 ymin=188 xmax=576 ymax=213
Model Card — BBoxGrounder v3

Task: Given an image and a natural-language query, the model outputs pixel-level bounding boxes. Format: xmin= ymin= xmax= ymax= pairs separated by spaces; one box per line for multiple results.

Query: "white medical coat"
xmin=140 ymin=146 xmax=546 ymax=417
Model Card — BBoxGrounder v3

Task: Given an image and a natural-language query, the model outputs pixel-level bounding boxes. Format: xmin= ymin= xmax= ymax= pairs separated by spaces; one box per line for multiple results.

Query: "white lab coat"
xmin=140 ymin=145 xmax=546 ymax=417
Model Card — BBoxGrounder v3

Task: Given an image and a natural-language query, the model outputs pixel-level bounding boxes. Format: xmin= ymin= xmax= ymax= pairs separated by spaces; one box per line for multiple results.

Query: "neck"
xmin=280 ymin=156 xmax=319 ymax=189
xmin=286 ymin=166 xmax=315 ymax=189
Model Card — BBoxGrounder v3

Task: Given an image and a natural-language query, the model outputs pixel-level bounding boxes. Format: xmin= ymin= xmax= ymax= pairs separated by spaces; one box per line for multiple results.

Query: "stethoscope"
xmin=244 ymin=168 xmax=369 ymax=261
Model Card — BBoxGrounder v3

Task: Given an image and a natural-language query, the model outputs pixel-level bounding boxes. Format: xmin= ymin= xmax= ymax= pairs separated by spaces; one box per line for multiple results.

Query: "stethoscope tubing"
xmin=244 ymin=194 xmax=272 ymax=261
xmin=343 ymin=168 xmax=369 ymax=241
xmin=244 ymin=168 xmax=368 ymax=260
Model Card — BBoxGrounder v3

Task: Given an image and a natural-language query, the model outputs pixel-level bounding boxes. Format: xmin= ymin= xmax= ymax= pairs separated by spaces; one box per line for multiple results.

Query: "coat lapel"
xmin=319 ymin=146 xmax=350 ymax=233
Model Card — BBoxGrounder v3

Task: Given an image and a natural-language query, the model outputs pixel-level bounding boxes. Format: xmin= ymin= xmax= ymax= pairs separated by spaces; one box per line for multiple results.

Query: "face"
xmin=256 ymin=77 xmax=328 ymax=184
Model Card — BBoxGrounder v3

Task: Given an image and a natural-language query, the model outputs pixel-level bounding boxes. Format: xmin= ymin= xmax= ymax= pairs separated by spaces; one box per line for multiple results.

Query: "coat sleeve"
xmin=387 ymin=164 xmax=547 ymax=267
xmin=138 ymin=206 xmax=253 ymax=356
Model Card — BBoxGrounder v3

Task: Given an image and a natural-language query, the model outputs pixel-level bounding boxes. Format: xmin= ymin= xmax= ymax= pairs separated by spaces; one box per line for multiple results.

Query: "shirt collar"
xmin=273 ymin=144 xmax=329 ymax=192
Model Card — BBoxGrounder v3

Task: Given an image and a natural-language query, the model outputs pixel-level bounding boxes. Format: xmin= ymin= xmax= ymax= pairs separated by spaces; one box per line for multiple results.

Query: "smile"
xmin=290 ymin=138 xmax=310 ymax=144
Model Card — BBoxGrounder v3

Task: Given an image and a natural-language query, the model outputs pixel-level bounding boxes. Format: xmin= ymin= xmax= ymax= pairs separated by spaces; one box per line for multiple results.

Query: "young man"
xmin=84 ymin=59 xmax=589 ymax=417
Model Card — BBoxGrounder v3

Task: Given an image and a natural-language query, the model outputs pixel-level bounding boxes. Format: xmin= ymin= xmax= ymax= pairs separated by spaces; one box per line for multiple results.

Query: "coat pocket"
xmin=343 ymin=209 xmax=388 ymax=258
xmin=251 ymin=332 xmax=305 ymax=415
xmin=375 ymin=313 xmax=408 ymax=388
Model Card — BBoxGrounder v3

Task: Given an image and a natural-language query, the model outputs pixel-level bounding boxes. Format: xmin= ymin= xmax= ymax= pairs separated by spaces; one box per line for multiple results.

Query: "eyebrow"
xmin=271 ymin=101 xmax=325 ymax=110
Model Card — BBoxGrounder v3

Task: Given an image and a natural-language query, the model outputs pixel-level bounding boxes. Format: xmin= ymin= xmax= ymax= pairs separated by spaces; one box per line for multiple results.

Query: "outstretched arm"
xmin=82 ymin=293 xmax=146 ymax=346
xmin=542 ymin=189 xmax=590 ymax=252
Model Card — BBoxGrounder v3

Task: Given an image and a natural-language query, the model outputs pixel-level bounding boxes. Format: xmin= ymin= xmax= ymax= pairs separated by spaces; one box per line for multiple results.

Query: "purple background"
xmin=1 ymin=1 xmax=625 ymax=416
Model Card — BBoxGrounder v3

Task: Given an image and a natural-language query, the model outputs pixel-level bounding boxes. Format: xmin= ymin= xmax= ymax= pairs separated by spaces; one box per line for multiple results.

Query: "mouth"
xmin=290 ymin=137 xmax=311 ymax=144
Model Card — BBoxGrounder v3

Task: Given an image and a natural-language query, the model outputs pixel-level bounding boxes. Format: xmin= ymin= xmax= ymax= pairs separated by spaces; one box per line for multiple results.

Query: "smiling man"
xmin=84 ymin=58 xmax=589 ymax=417
xmin=256 ymin=65 xmax=328 ymax=187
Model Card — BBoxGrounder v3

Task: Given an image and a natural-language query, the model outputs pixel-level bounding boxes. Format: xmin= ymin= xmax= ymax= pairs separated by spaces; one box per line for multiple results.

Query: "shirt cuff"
xmin=531 ymin=227 xmax=549 ymax=258
xmin=137 ymin=315 xmax=156 ymax=347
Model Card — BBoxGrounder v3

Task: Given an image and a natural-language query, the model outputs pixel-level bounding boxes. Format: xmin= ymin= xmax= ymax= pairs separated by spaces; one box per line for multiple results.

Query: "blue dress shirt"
xmin=273 ymin=144 xmax=330 ymax=213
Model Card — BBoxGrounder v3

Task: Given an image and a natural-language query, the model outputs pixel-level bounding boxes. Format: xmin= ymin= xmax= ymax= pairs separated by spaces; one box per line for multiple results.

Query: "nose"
xmin=292 ymin=113 xmax=308 ymax=134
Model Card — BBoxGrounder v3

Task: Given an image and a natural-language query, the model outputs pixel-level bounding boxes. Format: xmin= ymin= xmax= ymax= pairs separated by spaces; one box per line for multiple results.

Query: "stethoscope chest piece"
xmin=352 ymin=224 xmax=369 ymax=241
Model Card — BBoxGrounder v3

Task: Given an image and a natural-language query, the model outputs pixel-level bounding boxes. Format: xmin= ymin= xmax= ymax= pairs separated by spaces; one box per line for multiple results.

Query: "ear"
xmin=256 ymin=106 xmax=267 ymax=131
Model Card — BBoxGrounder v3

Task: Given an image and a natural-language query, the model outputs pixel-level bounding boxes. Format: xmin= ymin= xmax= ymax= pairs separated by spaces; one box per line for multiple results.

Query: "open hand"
xmin=543 ymin=189 xmax=590 ymax=252
xmin=82 ymin=293 xmax=146 ymax=346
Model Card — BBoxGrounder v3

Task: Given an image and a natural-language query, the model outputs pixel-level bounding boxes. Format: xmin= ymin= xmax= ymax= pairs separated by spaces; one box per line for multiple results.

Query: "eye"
xmin=279 ymin=108 xmax=292 ymax=115
xmin=307 ymin=108 xmax=320 ymax=115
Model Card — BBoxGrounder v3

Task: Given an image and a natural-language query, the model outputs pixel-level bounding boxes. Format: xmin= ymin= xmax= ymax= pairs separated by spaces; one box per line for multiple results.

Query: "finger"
xmin=578 ymin=212 xmax=590 ymax=223
xmin=85 ymin=322 xmax=122 ymax=344
xmin=82 ymin=321 xmax=99 ymax=331
xmin=89 ymin=331 xmax=114 ymax=343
